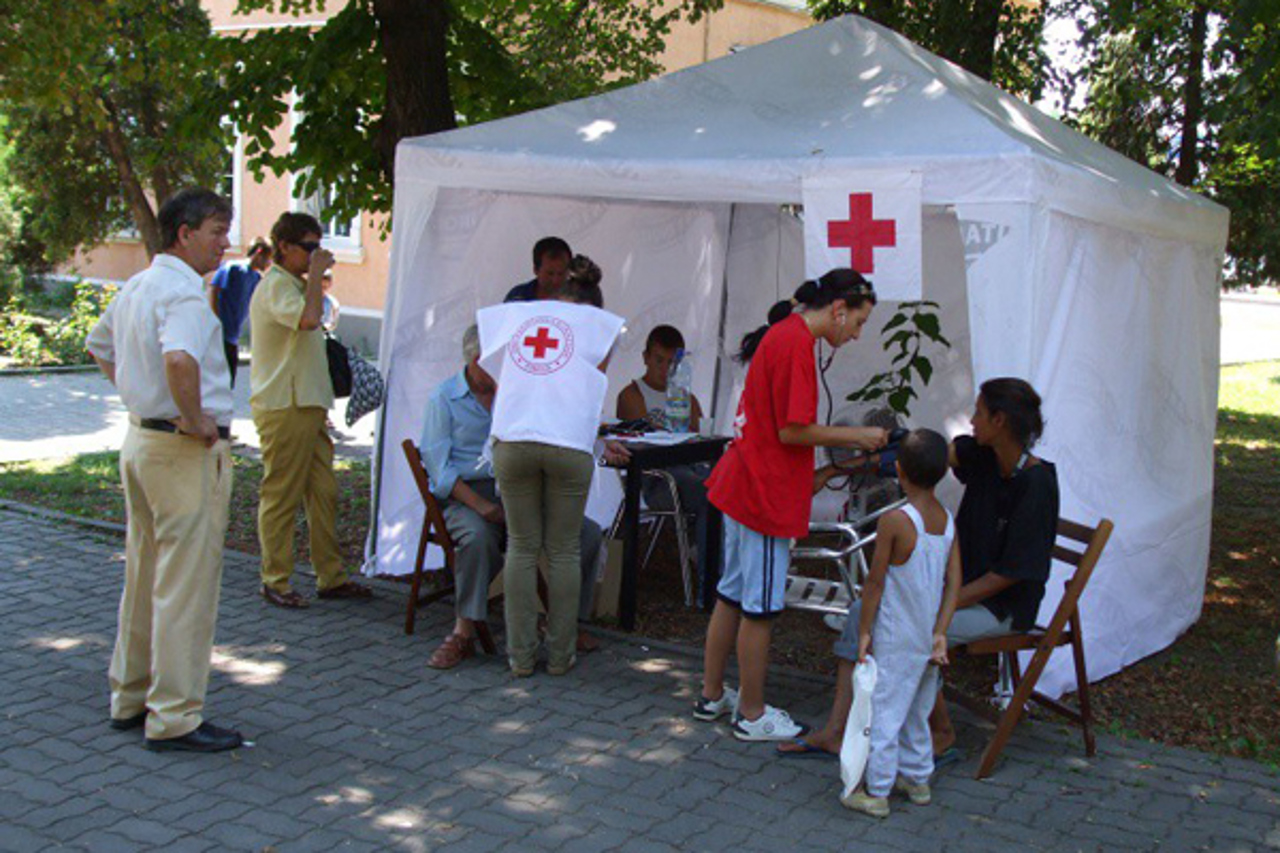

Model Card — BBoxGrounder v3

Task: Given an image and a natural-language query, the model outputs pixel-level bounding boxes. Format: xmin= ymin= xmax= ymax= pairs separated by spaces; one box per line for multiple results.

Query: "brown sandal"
xmin=316 ymin=581 xmax=373 ymax=600
xmin=427 ymin=633 xmax=477 ymax=670
xmin=261 ymin=584 xmax=310 ymax=609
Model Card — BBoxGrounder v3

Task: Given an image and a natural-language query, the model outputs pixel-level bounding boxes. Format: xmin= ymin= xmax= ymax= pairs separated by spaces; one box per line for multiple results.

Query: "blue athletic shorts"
xmin=716 ymin=514 xmax=791 ymax=619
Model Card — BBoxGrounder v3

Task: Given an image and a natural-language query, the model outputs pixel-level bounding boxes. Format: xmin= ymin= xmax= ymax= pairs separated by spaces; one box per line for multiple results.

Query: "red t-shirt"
xmin=706 ymin=313 xmax=817 ymax=539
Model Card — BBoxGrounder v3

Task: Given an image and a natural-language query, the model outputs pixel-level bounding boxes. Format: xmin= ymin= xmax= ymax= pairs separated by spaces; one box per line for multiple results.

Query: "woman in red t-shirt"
xmin=694 ymin=268 xmax=888 ymax=742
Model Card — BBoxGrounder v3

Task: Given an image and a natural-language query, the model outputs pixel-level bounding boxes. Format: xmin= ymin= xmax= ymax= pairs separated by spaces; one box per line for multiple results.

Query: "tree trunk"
xmin=962 ymin=0 xmax=1003 ymax=82
xmin=98 ymin=93 xmax=162 ymax=256
xmin=1175 ymin=3 xmax=1207 ymax=186
xmin=371 ymin=0 xmax=458 ymax=186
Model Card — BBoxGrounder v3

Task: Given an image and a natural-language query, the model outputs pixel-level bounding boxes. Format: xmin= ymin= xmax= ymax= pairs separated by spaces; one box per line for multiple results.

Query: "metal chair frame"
xmin=607 ymin=468 xmax=697 ymax=607
xmin=785 ymin=496 xmax=907 ymax=614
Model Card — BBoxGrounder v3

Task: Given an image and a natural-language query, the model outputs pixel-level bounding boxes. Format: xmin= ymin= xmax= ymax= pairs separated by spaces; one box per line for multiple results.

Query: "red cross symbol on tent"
xmin=827 ymin=192 xmax=897 ymax=274
xmin=523 ymin=326 xmax=560 ymax=359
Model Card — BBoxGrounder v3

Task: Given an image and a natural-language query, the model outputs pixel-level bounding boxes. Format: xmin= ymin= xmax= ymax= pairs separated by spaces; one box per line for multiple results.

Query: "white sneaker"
xmin=692 ymin=686 xmax=739 ymax=722
xmin=893 ymin=776 xmax=931 ymax=805
xmin=731 ymin=705 xmax=809 ymax=742
xmin=840 ymin=788 xmax=890 ymax=818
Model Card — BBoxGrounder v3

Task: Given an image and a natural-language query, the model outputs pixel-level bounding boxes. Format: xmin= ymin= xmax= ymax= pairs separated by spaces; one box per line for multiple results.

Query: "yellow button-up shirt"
xmin=248 ymin=265 xmax=333 ymax=412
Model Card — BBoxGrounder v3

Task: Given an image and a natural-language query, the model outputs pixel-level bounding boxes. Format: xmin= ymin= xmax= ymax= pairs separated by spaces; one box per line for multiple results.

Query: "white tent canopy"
xmin=373 ymin=15 xmax=1229 ymax=696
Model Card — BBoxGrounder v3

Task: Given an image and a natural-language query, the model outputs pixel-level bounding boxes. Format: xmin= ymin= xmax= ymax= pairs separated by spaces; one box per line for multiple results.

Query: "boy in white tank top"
xmin=842 ymin=429 xmax=961 ymax=818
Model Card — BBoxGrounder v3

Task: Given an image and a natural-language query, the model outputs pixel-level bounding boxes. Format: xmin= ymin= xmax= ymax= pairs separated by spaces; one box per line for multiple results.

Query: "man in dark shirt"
xmin=503 ymin=236 xmax=572 ymax=303
xmin=208 ymin=238 xmax=271 ymax=385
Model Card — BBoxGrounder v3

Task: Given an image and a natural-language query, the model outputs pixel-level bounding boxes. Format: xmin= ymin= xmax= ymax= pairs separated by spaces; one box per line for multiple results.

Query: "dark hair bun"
xmin=793 ymin=280 xmax=819 ymax=305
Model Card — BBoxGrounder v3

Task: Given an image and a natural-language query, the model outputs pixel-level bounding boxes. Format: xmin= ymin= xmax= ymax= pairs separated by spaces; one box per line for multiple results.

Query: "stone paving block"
xmin=5 ymin=508 xmax=1280 ymax=853
xmin=0 ymin=823 xmax=61 ymax=853
xmin=41 ymin=807 xmax=124 ymax=844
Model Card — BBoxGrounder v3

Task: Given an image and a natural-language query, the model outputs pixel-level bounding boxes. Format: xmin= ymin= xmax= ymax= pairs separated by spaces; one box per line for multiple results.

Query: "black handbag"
xmin=325 ymin=333 xmax=352 ymax=398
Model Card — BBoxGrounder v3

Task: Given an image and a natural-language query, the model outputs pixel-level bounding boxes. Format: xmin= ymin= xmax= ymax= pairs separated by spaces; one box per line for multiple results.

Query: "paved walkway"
xmin=0 ymin=369 xmax=375 ymax=464
xmin=1221 ymin=293 xmax=1280 ymax=366
xmin=2 ymin=506 xmax=1278 ymax=852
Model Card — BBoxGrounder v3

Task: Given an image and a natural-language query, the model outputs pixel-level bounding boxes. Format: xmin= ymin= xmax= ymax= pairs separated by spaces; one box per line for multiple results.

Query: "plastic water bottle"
xmin=665 ymin=348 xmax=693 ymax=433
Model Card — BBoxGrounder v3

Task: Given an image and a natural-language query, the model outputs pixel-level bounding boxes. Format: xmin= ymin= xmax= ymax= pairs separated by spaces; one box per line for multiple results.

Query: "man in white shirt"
xmin=87 ymin=188 xmax=243 ymax=753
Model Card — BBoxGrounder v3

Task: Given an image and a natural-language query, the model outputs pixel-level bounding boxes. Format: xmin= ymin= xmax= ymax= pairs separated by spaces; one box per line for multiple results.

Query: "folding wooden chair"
xmin=400 ymin=439 xmax=496 ymax=653
xmin=947 ymin=516 xmax=1114 ymax=779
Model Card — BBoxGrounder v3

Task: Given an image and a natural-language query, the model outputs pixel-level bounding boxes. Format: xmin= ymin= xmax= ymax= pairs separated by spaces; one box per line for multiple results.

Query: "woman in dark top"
xmin=929 ymin=378 xmax=1059 ymax=756
xmin=777 ymin=377 xmax=1059 ymax=759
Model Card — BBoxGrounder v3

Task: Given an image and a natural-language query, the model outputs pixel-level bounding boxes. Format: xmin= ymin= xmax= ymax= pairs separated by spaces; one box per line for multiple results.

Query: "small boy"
xmin=840 ymin=428 xmax=960 ymax=818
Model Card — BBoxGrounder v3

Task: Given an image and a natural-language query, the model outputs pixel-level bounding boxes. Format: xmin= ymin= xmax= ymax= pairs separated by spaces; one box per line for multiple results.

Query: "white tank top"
xmin=478 ymin=301 xmax=625 ymax=455
xmin=633 ymin=377 xmax=667 ymax=422
xmin=872 ymin=503 xmax=954 ymax=659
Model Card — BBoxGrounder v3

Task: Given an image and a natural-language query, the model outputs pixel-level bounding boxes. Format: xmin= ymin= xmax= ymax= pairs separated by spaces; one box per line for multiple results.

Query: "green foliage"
xmin=846 ymin=301 xmax=950 ymax=417
xmin=808 ymin=0 xmax=1047 ymax=98
xmin=220 ymin=0 xmax=724 ymax=226
xmin=0 ymin=114 xmax=28 ymax=302
xmin=1053 ymin=0 xmax=1280 ymax=287
xmin=0 ymin=0 xmax=227 ymax=263
xmin=0 ymin=281 xmax=115 ymax=367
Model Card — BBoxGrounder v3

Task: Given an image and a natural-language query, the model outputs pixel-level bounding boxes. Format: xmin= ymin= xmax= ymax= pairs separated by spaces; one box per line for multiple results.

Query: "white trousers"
xmin=865 ymin=656 xmax=938 ymax=796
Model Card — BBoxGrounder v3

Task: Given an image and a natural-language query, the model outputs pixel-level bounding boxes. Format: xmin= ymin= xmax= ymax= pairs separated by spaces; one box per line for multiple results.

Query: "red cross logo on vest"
xmin=827 ymin=192 xmax=896 ymax=274
xmin=524 ymin=326 xmax=559 ymax=359
xmin=509 ymin=315 xmax=575 ymax=375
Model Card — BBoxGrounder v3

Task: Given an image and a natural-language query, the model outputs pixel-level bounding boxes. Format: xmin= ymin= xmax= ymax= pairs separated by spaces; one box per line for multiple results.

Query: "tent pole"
xmin=709 ymin=203 xmax=736 ymax=433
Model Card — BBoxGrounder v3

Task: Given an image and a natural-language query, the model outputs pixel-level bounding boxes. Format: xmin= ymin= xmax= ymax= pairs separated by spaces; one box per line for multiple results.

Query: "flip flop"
xmin=934 ymin=746 xmax=964 ymax=770
xmin=776 ymin=738 xmax=837 ymax=760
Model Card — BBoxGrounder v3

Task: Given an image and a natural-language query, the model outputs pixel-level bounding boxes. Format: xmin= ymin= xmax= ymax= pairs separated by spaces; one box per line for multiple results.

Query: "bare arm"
xmin=779 ymin=423 xmax=887 ymax=451
xmin=616 ymin=383 xmax=647 ymax=421
xmin=931 ymin=538 xmax=964 ymax=664
xmin=163 ymin=351 xmax=217 ymax=446
xmin=813 ymin=464 xmax=839 ymax=493
xmin=857 ymin=512 xmax=902 ymax=662
xmin=449 ymin=478 xmax=504 ymax=525
xmin=956 ymin=571 xmax=1018 ymax=611
xmin=93 ymin=355 xmax=116 ymax=386
xmin=297 ymin=249 xmax=333 ymax=331
xmin=691 ymin=394 xmax=703 ymax=433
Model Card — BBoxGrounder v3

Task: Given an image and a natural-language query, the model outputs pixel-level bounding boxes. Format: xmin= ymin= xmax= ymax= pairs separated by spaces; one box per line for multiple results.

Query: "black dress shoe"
xmin=109 ymin=711 xmax=148 ymax=731
xmin=144 ymin=721 xmax=243 ymax=753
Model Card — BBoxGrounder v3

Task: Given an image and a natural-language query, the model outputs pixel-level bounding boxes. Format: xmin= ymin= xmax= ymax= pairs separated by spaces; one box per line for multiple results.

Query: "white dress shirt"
xmin=87 ymin=254 xmax=234 ymax=425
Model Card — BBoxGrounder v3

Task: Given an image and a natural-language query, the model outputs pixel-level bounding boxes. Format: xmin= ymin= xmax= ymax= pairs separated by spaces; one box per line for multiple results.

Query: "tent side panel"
xmin=372 ymin=188 xmax=732 ymax=576
xmin=954 ymin=202 xmax=1039 ymax=383
xmin=1026 ymin=211 xmax=1222 ymax=696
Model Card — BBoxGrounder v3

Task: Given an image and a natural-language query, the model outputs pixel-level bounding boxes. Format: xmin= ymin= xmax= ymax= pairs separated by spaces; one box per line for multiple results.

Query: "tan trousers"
xmin=254 ymin=405 xmax=346 ymax=592
xmin=110 ymin=425 xmax=232 ymax=740
xmin=492 ymin=440 xmax=595 ymax=670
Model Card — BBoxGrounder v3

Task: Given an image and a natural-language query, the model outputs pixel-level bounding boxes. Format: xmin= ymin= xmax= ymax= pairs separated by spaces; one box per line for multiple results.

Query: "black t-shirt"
xmin=953 ymin=435 xmax=1060 ymax=631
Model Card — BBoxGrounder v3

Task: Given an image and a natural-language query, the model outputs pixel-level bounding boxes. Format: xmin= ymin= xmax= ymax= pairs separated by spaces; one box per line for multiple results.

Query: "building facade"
xmin=68 ymin=0 xmax=810 ymax=350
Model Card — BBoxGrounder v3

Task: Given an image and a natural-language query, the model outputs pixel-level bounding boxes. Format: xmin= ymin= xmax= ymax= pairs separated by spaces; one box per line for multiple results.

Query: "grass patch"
xmin=0 ymin=451 xmax=372 ymax=570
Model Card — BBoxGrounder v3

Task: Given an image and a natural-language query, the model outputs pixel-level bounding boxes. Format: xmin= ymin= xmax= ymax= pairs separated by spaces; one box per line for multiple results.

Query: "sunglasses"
xmin=297 ymin=240 xmax=322 ymax=253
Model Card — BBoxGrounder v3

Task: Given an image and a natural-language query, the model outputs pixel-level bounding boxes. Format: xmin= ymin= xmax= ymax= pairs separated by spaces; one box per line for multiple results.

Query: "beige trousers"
xmin=254 ymin=405 xmax=346 ymax=592
xmin=110 ymin=425 xmax=232 ymax=740
xmin=492 ymin=440 xmax=595 ymax=670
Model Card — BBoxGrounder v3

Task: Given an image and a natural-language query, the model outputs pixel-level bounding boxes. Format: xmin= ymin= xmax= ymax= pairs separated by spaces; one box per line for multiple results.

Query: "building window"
xmin=288 ymin=97 xmax=361 ymax=253
xmin=221 ymin=120 xmax=244 ymax=247
xmin=295 ymin=179 xmax=359 ymax=248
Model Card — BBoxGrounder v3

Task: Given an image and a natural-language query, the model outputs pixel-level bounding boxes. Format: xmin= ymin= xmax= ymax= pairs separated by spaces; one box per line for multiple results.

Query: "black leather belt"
xmin=139 ymin=418 xmax=231 ymax=441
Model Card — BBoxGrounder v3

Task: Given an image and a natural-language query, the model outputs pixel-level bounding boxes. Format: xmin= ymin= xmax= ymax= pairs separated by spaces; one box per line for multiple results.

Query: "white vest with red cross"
xmin=477 ymin=300 xmax=625 ymax=456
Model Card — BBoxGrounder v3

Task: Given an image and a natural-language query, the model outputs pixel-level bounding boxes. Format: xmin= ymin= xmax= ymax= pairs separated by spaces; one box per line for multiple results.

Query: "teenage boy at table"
xmin=616 ymin=324 xmax=711 ymax=572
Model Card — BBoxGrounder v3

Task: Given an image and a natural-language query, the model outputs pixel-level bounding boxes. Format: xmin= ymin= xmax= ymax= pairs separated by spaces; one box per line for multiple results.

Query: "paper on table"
xmin=613 ymin=431 xmax=699 ymax=446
